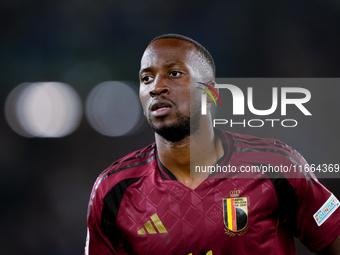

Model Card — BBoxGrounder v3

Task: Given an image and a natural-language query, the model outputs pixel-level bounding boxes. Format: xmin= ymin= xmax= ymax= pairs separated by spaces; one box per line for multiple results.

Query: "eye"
xmin=169 ymin=71 xmax=182 ymax=77
xmin=141 ymin=75 xmax=154 ymax=83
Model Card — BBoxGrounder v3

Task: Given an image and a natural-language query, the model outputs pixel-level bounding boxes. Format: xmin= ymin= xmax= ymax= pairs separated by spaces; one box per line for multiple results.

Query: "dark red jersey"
xmin=85 ymin=129 xmax=340 ymax=255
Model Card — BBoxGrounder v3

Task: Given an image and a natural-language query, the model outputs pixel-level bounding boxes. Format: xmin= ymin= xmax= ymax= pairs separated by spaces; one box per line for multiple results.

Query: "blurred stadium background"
xmin=1 ymin=0 xmax=340 ymax=254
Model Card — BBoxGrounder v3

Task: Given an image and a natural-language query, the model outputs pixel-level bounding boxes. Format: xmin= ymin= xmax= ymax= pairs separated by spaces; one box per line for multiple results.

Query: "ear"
xmin=205 ymin=81 xmax=219 ymax=104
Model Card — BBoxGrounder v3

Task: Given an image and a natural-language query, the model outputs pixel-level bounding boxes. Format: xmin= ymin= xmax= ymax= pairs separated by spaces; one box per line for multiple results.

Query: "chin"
xmin=155 ymin=126 xmax=190 ymax=142
xmin=148 ymin=114 xmax=200 ymax=143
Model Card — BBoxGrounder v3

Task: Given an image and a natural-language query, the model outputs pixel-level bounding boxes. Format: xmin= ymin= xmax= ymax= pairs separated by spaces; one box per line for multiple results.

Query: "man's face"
xmin=139 ymin=39 xmax=203 ymax=142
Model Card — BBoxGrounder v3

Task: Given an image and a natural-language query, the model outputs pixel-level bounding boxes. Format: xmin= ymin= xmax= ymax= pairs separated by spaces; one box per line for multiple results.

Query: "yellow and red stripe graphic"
xmin=196 ymin=82 xmax=222 ymax=106
xmin=223 ymin=197 xmax=248 ymax=232
xmin=227 ymin=198 xmax=237 ymax=231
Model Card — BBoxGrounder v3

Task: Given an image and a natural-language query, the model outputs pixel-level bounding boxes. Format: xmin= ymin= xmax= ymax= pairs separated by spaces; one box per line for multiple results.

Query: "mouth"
xmin=150 ymin=100 xmax=172 ymax=117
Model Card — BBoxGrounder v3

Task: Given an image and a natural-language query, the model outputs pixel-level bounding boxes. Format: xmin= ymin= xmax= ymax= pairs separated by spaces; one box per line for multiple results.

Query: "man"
xmin=85 ymin=34 xmax=340 ymax=254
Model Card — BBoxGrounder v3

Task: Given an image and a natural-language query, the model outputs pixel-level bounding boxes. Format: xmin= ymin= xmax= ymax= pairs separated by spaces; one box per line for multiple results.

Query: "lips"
xmin=150 ymin=100 xmax=172 ymax=117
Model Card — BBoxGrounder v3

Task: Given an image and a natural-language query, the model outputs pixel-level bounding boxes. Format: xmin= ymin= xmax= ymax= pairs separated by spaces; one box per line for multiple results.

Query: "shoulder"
xmin=227 ymin=130 xmax=291 ymax=149
xmin=88 ymin=143 xmax=157 ymax=211
xmin=222 ymin=130 xmax=316 ymax=182
xmin=105 ymin=143 xmax=156 ymax=176
xmin=98 ymin=142 xmax=156 ymax=186
xmin=226 ymin=130 xmax=306 ymax=164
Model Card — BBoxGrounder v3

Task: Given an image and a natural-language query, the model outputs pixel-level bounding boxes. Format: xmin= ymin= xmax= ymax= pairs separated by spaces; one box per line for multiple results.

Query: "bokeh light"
xmin=85 ymin=81 xmax=144 ymax=137
xmin=5 ymin=82 xmax=83 ymax=138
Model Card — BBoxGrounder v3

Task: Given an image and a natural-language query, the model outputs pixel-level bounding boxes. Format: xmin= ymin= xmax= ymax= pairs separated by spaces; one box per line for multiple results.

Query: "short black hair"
xmin=149 ymin=34 xmax=216 ymax=77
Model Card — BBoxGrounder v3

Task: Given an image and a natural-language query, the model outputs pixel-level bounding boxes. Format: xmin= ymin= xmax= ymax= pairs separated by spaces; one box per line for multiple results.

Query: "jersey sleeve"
xmin=85 ymin=144 xmax=155 ymax=255
xmin=85 ymin=175 xmax=131 ymax=255
xmin=292 ymin=175 xmax=340 ymax=251
xmin=263 ymin=139 xmax=340 ymax=252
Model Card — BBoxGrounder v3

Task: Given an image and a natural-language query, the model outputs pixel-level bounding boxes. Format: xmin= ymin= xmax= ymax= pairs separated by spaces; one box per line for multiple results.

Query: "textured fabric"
xmin=86 ymin=129 xmax=340 ymax=255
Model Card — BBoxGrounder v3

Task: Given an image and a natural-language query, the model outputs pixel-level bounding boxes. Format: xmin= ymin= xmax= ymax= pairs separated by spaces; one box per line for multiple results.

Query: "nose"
xmin=149 ymin=78 xmax=169 ymax=97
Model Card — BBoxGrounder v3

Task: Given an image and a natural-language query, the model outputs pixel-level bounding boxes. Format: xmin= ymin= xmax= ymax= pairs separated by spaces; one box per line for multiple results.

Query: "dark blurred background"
xmin=1 ymin=0 xmax=340 ymax=254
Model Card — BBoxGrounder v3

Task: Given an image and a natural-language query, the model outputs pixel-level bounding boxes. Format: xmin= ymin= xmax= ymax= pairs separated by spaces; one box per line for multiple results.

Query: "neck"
xmin=156 ymin=119 xmax=223 ymax=189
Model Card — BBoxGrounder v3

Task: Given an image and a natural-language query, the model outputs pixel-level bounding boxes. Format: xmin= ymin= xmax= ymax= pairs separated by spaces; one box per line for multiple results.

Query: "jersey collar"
xmin=154 ymin=128 xmax=234 ymax=180
xmin=155 ymin=146 xmax=178 ymax=180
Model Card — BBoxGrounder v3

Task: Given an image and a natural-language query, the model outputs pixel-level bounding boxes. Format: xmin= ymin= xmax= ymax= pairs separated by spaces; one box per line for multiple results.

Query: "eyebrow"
xmin=139 ymin=62 xmax=182 ymax=76
xmin=139 ymin=67 xmax=152 ymax=76
xmin=163 ymin=62 xmax=180 ymax=68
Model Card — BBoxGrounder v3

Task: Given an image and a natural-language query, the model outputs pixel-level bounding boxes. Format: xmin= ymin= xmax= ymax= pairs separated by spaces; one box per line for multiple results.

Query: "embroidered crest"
xmin=223 ymin=197 xmax=248 ymax=233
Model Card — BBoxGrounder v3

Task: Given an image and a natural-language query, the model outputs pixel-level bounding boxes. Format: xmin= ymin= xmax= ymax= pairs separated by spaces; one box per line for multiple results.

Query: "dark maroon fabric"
xmin=86 ymin=130 xmax=340 ymax=255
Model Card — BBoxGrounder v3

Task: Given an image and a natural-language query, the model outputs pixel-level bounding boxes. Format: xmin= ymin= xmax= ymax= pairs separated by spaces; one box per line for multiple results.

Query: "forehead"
xmin=140 ymin=39 xmax=199 ymax=69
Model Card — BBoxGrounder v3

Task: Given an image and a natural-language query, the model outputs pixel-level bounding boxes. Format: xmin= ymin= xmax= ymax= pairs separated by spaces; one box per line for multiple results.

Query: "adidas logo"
xmin=137 ymin=213 xmax=168 ymax=235
xmin=188 ymin=251 xmax=212 ymax=255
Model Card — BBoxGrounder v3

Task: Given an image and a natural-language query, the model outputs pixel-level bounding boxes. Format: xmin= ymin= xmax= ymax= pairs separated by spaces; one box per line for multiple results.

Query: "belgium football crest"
xmin=223 ymin=197 xmax=248 ymax=234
